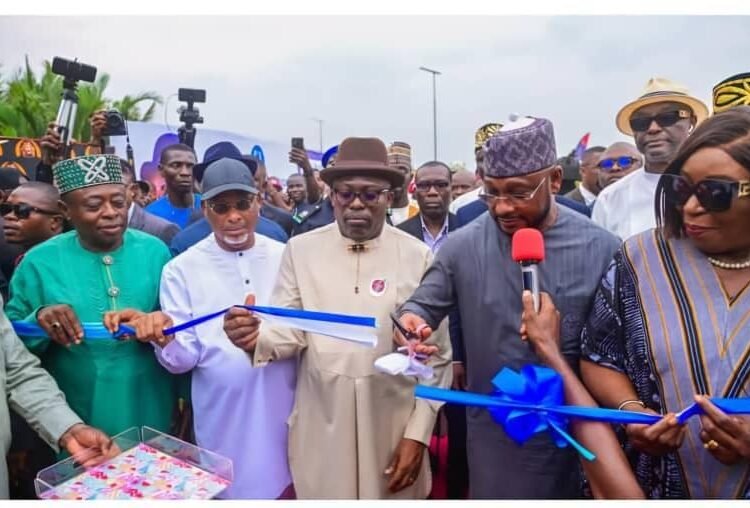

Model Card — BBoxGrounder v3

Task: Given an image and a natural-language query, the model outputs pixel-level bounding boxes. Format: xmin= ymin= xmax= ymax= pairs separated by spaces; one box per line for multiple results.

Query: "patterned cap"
xmin=387 ymin=141 xmax=412 ymax=170
xmin=713 ymin=72 xmax=750 ymax=114
xmin=53 ymin=154 xmax=123 ymax=195
xmin=484 ymin=116 xmax=557 ymax=178
xmin=474 ymin=123 xmax=503 ymax=152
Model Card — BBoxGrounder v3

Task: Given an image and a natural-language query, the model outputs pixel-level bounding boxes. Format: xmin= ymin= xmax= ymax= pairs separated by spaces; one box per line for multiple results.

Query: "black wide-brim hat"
xmin=193 ymin=141 xmax=258 ymax=183
xmin=319 ymin=137 xmax=406 ymax=189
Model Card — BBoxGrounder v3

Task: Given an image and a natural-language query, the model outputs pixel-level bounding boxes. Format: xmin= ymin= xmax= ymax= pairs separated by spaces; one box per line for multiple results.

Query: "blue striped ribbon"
xmin=13 ymin=305 xmax=376 ymax=342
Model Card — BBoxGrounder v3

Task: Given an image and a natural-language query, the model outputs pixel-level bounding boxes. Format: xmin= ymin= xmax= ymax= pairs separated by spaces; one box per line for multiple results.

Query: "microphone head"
xmin=511 ymin=228 xmax=545 ymax=263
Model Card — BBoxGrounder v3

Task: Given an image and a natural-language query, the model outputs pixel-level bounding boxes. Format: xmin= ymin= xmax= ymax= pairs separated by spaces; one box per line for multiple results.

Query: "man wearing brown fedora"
xmin=223 ymin=137 xmax=452 ymax=499
xmin=592 ymin=77 xmax=709 ymax=240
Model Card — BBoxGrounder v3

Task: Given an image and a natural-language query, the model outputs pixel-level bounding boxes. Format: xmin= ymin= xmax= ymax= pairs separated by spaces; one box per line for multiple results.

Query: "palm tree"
xmin=111 ymin=92 xmax=163 ymax=122
xmin=0 ymin=56 xmax=163 ymax=141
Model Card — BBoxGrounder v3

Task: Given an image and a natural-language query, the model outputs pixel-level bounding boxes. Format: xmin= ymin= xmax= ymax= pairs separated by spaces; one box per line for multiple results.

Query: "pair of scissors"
xmin=389 ymin=312 xmax=428 ymax=360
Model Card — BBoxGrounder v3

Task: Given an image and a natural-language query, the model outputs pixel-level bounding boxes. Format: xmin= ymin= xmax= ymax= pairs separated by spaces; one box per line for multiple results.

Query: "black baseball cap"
xmin=201 ymin=158 xmax=258 ymax=200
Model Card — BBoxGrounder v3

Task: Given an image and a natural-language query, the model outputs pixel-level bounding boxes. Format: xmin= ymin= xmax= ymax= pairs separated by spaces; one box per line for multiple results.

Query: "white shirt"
xmin=390 ymin=205 xmax=410 ymax=225
xmin=591 ymin=168 xmax=662 ymax=240
xmin=449 ymin=186 xmax=481 ymax=214
xmin=155 ymin=234 xmax=296 ymax=499
xmin=578 ymin=184 xmax=597 ymax=207
xmin=127 ymin=203 xmax=134 ymax=223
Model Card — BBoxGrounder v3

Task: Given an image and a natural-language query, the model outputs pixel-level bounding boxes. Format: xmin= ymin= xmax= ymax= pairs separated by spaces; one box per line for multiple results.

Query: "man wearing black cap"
xmin=398 ymin=117 xmax=620 ymax=499
xmin=223 ymin=137 xmax=452 ymax=499
xmin=169 ymin=141 xmax=289 ymax=255
xmin=109 ymin=158 xmax=296 ymax=499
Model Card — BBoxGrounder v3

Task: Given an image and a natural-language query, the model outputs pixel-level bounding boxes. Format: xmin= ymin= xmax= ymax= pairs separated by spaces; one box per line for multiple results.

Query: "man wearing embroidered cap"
xmin=592 ymin=77 xmax=708 ymax=239
xmin=399 ymin=117 xmax=620 ymax=498
xmin=387 ymin=141 xmax=419 ymax=225
xmin=5 ymin=154 xmax=180 ymax=439
xmin=223 ymin=137 xmax=452 ymax=499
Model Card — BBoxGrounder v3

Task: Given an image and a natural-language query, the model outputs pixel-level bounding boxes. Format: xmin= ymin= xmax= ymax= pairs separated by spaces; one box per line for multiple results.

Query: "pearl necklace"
xmin=707 ymin=256 xmax=750 ymax=270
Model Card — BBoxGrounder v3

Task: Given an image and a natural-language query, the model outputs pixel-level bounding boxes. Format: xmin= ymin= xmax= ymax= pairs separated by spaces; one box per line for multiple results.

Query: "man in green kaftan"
xmin=5 ymin=154 xmax=178 ymax=437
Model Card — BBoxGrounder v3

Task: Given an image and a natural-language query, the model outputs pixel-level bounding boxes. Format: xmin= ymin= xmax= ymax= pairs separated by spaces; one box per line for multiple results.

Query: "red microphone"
xmin=511 ymin=228 xmax=545 ymax=312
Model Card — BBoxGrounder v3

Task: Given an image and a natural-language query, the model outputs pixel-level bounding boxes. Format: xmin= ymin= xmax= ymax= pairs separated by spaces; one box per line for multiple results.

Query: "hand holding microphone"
xmin=511 ymin=228 xmax=545 ymax=313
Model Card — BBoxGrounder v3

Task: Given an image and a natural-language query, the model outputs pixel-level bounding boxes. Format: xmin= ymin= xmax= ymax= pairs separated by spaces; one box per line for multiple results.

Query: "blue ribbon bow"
xmin=415 ymin=365 xmax=750 ymax=461
xmin=487 ymin=365 xmax=596 ymax=460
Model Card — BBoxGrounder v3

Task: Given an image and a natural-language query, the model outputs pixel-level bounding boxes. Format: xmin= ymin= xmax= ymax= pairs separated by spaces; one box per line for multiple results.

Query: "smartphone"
xmin=291 ymin=137 xmax=305 ymax=150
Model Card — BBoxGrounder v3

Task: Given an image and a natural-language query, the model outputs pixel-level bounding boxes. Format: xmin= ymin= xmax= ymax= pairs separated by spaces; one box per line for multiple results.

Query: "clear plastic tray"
xmin=35 ymin=426 xmax=233 ymax=500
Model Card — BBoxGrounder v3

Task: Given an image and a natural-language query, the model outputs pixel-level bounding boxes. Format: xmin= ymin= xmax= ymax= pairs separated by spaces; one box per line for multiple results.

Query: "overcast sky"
xmin=1 ymin=15 xmax=748 ymax=169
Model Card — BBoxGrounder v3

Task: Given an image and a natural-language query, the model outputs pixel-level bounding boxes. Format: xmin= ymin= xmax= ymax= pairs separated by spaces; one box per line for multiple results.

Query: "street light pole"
xmin=311 ymin=118 xmax=324 ymax=153
xmin=419 ymin=66 xmax=441 ymax=160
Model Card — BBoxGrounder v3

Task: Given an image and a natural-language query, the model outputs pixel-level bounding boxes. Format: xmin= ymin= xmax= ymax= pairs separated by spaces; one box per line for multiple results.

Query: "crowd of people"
xmin=0 ymin=70 xmax=749 ymax=500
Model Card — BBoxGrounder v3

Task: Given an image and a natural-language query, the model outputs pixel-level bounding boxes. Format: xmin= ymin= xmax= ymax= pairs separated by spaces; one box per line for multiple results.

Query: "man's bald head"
xmin=451 ymin=169 xmax=477 ymax=200
xmin=597 ymin=141 xmax=643 ymax=189
xmin=603 ymin=142 xmax=640 ymax=157
xmin=3 ymin=182 xmax=63 ymax=250
xmin=12 ymin=181 xmax=60 ymax=207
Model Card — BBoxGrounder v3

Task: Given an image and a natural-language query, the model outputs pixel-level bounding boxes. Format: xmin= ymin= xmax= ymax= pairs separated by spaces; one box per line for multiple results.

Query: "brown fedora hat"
xmin=320 ymin=137 xmax=405 ymax=189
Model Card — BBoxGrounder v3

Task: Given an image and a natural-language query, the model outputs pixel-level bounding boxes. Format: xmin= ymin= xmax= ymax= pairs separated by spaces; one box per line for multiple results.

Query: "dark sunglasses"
xmin=629 ymin=109 xmax=690 ymax=133
xmin=415 ymin=180 xmax=450 ymax=192
xmin=663 ymin=174 xmax=750 ymax=212
xmin=598 ymin=156 xmax=640 ymax=172
xmin=333 ymin=188 xmax=390 ymax=206
xmin=0 ymin=202 xmax=60 ymax=219
xmin=206 ymin=197 xmax=257 ymax=215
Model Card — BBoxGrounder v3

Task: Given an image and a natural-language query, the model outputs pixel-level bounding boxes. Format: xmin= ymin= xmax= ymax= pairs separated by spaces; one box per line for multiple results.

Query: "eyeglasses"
xmin=629 ymin=109 xmax=690 ymax=133
xmin=478 ymin=176 xmax=548 ymax=207
xmin=663 ymin=174 xmax=750 ymax=213
xmin=598 ymin=156 xmax=641 ymax=172
xmin=0 ymin=202 xmax=60 ymax=220
xmin=332 ymin=188 xmax=390 ymax=207
xmin=206 ymin=196 xmax=258 ymax=215
xmin=415 ymin=180 xmax=451 ymax=192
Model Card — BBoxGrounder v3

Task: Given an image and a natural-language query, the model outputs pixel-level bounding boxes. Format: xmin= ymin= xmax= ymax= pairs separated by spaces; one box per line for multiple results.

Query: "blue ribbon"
xmin=13 ymin=305 xmax=376 ymax=341
xmin=415 ymin=365 xmax=750 ymax=461
xmin=118 ymin=305 xmax=376 ymax=336
xmin=12 ymin=322 xmax=129 ymax=341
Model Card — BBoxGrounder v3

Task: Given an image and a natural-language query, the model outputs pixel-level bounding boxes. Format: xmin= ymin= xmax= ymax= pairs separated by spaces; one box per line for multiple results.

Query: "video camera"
xmin=51 ymin=57 xmax=97 ymax=150
xmin=101 ymin=110 xmax=127 ymax=137
xmin=177 ymin=88 xmax=206 ymax=148
xmin=52 ymin=57 xmax=96 ymax=88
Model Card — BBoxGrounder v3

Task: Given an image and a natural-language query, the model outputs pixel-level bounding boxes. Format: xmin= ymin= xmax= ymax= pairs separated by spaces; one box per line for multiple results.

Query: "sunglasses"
xmin=332 ymin=188 xmax=390 ymax=207
xmin=598 ymin=156 xmax=641 ymax=172
xmin=206 ymin=197 xmax=258 ymax=215
xmin=0 ymin=202 xmax=60 ymax=220
xmin=415 ymin=180 xmax=450 ymax=192
xmin=663 ymin=174 xmax=750 ymax=212
xmin=629 ymin=109 xmax=690 ymax=133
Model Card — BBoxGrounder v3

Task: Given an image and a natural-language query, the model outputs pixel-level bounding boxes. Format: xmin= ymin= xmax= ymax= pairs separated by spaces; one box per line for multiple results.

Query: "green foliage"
xmin=0 ymin=56 xmax=162 ymax=141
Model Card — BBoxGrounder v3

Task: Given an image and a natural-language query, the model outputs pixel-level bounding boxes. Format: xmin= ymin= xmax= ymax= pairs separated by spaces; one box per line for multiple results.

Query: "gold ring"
xmin=51 ymin=321 xmax=61 ymax=329
xmin=704 ymin=439 xmax=719 ymax=450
